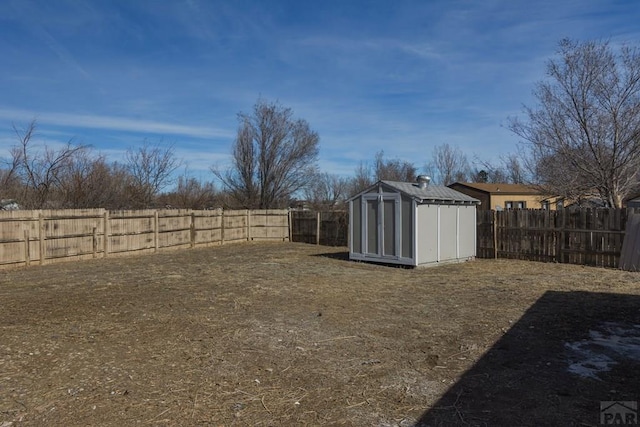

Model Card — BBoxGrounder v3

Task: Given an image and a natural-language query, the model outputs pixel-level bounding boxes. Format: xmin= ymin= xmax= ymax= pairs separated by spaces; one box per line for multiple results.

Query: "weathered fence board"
xmin=0 ymin=208 xmax=289 ymax=269
xmin=290 ymin=211 xmax=348 ymax=246
xmin=477 ymin=208 xmax=637 ymax=268
xmin=620 ymin=214 xmax=640 ymax=271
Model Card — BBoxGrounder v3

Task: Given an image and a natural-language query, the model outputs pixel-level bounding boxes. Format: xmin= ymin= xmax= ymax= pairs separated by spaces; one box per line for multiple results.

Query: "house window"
xmin=505 ymin=201 xmax=527 ymax=209
xmin=541 ymin=201 xmax=550 ymax=210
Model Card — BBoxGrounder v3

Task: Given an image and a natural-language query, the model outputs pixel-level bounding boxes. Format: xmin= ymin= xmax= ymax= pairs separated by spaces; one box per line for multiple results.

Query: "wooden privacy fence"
xmin=0 ymin=208 xmax=289 ymax=268
xmin=477 ymin=208 xmax=640 ymax=268
xmin=290 ymin=211 xmax=348 ymax=246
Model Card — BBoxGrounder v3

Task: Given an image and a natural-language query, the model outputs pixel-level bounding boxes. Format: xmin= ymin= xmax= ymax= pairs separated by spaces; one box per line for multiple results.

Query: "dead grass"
xmin=0 ymin=242 xmax=639 ymax=426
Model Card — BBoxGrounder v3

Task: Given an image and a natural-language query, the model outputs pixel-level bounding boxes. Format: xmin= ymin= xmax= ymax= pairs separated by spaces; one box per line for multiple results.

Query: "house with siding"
xmin=626 ymin=196 xmax=640 ymax=209
xmin=448 ymin=182 xmax=561 ymax=211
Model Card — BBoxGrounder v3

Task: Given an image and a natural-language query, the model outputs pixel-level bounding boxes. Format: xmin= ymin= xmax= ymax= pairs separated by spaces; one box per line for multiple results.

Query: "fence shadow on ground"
xmin=416 ymin=291 xmax=640 ymax=426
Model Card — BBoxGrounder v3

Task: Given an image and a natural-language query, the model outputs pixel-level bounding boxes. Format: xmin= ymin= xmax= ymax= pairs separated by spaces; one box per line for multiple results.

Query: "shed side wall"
xmin=417 ymin=204 xmax=438 ymax=264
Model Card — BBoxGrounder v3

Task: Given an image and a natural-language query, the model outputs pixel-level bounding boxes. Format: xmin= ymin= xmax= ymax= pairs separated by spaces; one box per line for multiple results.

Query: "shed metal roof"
xmin=349 ymin=180 xmax=480 ymax=204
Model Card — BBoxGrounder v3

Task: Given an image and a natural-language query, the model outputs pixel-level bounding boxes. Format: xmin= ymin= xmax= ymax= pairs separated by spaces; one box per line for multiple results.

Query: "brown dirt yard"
xmin=1 ymin=242 xmax=639 ymax=426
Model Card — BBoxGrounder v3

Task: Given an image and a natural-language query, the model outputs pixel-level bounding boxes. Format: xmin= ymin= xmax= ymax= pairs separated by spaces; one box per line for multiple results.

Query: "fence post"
xmin=39 ymin=213 xmax=45 ymax=265
xmin=221 ymin=209 xmax=225 ymax=245
xmin=103 ymin=211 xmax=109 ymax=258
xmin=316 ymin=211 xmax=321 ymax=245
xmin=247 ymin=209 xmax=252 ymax=241
xmin=492 ymin=210 xmax=498 ymax=259
xmin=190 ymin=212 xmax=196 ymax=248
xmin=288 ymin=210 xmax=292 ymax=242
xmin=92 ymin=226 xmax=98 ymax=258
xmin=154 ymin=211 xmax=160 ymax=252
xmin=24 ymin=229 xmax=30 ymax=267
xmin=557 ymin=209 xmax=565 ymax=264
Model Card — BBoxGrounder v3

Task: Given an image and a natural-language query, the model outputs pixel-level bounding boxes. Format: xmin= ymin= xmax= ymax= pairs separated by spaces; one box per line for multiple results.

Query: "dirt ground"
xmin=1 ymin=242 xmax=639 ymax=426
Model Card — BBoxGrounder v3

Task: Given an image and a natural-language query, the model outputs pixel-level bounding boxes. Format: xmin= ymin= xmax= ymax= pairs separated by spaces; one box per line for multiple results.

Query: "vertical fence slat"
xmin=93 ymin=226 xmax=98 ymax=258
xmin=221 ymin=210 xmax=225 ymax=244
xmin=103 ymin=211 xmax=109 ymax=258
xmin=38 ymin=213 xmax=45 ymax=265
xmin=24 ymin=229 xmax=30 ymax=266
xmin=247 ymin=210 xmax=251 ymax=241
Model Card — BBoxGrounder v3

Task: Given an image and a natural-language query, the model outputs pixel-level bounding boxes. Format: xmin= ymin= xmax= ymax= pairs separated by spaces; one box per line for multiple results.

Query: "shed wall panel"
xmin=352 ymin=199 xmax=362 ymax=254
xmin=417 ymin=205 xmax=438 ymax=264
xmin=439 ymin=205 xmax=458 ymax=261
xmin=458 ymin=206 xmax=477 ymax=258
xmin=401 ymin=196 xmax=413 ymax=259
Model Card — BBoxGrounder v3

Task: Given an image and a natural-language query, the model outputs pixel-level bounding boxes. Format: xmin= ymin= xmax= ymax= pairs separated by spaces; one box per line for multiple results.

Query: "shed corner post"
xmin=436 ymin=205 xmax=441 ymax=263
xmin=456 ymin=205 xmax=460 ymax=260
xmin=347 ymin=200 xmax=352 ymax=254
xmin=412 ymin=200 xmax=418 ymax=266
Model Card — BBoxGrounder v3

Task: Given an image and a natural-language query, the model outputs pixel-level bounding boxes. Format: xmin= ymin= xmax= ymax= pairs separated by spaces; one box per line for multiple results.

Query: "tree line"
xmin=2 ymin=39 xmax=640 ymax=210
xmin=0 ymin=112 xmax=521 ymax=211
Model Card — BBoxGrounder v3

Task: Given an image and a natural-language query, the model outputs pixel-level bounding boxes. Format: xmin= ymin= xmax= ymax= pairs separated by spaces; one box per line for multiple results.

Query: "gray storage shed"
xmin=348 ymin=177 xmax=480 ymax=267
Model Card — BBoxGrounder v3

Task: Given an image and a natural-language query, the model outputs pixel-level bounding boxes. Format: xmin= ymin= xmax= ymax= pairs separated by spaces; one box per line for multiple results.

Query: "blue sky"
xmin=1 ymin=0 xmax=639 ymax=184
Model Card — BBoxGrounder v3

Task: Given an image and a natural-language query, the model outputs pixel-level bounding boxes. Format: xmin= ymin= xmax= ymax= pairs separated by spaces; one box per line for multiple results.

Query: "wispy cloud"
xmin=0 ymin=108 xmax=233 ymax=140
xmin=1 ymin=0 xmax=639 ymax=180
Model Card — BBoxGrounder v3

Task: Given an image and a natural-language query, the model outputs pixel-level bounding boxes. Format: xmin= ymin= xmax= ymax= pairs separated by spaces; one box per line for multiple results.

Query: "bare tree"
xmin=10 ymin=120 xmax=89 ymax=208
xmin=304 ymin=172 xmax=349 ymax=210
xmin=57 ymin=154 xmax=134 ymax=209
xmin=500 ymin=153 xmax=527 ymax=184
xmin=0 ymin=142 xmax=23 ymax=201
xmin=348 ymin=161 xmax=374 ymax=196
xmin=346 ymin=152 xmax=416 ymax=197
xmin=428 ymin=143 xmax=470 ymax=185
xmin=158 ymin=170 xmax=218 ymax=209
xmin=348 ymin=150 xmax=417 ymax=196
xmin=374 ymin=151 xmax=417 ymax=182
xmin=214 ymin=99 xmax=320 ymax=209
xmin=471 ymin=153 xmax=527 ymax=184
xmin=509 ymin=39 xmax=640 ymax=208
xmin=58 ymin=151 xmax=105 ymax=208
xmin=125 ymin=141 xmax=181 ymax=208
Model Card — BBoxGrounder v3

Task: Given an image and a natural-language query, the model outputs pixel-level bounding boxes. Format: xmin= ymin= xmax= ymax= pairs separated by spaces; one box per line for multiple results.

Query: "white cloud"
xmin=0 ymin=108 xmax=233 ymax=140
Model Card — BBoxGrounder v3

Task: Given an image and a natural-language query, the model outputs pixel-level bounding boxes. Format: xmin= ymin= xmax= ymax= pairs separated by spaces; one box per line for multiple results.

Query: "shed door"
xmin=383 ymin=198 xmax=396 ymax=256
xmin=363 ymin=194 xmax=400 ymax=258
xmin=365 ymin=198 xmax=379 ymax=254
